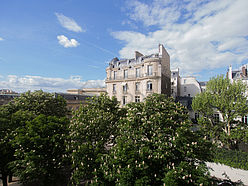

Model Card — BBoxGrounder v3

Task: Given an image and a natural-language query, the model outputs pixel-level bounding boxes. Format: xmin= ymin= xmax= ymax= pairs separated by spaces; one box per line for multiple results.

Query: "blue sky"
xmin=0 ymin=0 xmax=248 ymax=92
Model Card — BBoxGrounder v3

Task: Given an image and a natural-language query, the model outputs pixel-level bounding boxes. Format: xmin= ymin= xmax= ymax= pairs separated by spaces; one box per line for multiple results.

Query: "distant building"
xmin=0 ymin=89 xmax=18 ymax=94
xmin=0 ymin=94 xmax=20 ymax=106
xmin=0 ymin=89 xmax=19 ymax=106
xmin=171 ymin=68 xmax=180 ymax=98
xmin=55 ymin=93 xmax=92 ymax=110
xmin=179 ymin=76 xmax=201 ymax=98
xmin=227 ymin=64 xmax=248 ymax=123
xmin=171 ymin=69 xmax=202 ymax=98
xmin=105 ymin=44 xmax=171 ymax=105
xmin=67 ymin=87 xmax=106 ymax=96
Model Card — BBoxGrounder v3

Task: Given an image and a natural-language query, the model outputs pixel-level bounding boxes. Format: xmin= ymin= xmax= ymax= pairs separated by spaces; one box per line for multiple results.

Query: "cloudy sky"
xmin=0 ymin=0 xmax=247 ymax=92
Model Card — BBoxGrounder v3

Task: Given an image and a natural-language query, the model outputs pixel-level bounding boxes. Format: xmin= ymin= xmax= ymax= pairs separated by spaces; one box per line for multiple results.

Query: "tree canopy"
xmin=192 ymin=75 xmax=248 ymax=149
xmin=0 ymin=90 xmax=69 ymax=186
xmin=10 ymin=115 xmax=69 ymax=186
xmin=68 ymin=94 xmax=125 ymax=185
xmin=70 ymin=94 xmax=213 ymax=185
xmin=7 ymin=90 xmax=68 ymax=117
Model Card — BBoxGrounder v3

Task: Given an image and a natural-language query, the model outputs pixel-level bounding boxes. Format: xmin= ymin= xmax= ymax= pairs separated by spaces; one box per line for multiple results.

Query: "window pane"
xmin=135 ymin=96 xmax=140 ymax=102
xmin=147 ymin=81 xmax=152 ymax=91
xmin=148 ymin=65 xmax=153 ymax=76
xmin=124 ymin=70 xmax=128 ymax=79
xmin=135 ymin=82 xmax=140 ymax=91
xmin=136 ymin=68 xmax=140 ymax=77
xmin=113 ymin=84 xmax=116 ymax=93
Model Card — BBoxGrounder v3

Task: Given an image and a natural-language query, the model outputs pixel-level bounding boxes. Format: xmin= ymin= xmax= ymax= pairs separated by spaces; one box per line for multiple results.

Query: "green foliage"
xmin=192 ymin=75 xmax=248 ymax=149
xmin=0 ymin=106 xmax=15 ymax=183
xmin=0 ymin=90 xmax=69 ymax=185
xmin=96 ymin=94 xmax=213 ymax=185
xmin=10 ymin=115 xmax=70 ymax=185
xmin=8 ymin=90 xmax=68 ymax=117
xmin=214 ymin=148 xmax=248 ymax=170
xmin=69 ymin=94 xmax=125 ymax=185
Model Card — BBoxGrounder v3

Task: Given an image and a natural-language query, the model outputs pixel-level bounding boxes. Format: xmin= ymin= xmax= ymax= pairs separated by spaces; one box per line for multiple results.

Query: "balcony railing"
xmin=108 ymin=72 xmax=158 ymax=81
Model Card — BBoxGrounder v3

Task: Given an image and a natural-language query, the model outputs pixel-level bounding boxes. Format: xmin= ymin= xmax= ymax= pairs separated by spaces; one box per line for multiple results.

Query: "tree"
xmin=8 ymin=90 xmax=68 ymax=117
xmin=0 ymin=106 xmax=14 ymax=186
xmin=95 ymin=94 xmax=213 ymax=185
xmin=0 ymin=107 xmax=34 ymax=186
xmin=68 ymin=94 xmax=125 ymax=185
xmin=0 ymin=90 xmax=69 ymax=186
xmin=192 ymin=75 xmax=248 ymax=149
xmin=10 ymin=115 xmax=70 ymax=186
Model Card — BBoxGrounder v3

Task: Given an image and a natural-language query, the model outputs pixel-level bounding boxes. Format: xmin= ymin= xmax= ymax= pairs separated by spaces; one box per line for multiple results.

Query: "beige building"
xmin=67 ymin=87 xmax=106 ymax=96
xmin=105 ymin=44 xmax=171 ymax=105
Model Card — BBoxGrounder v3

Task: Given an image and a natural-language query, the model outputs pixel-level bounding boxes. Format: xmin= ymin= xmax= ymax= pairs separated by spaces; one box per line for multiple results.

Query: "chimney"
xmin=228 ymin=65 xmax=232 ymax=80
xmin=242 ymin=66 xmax=247 ymax=77
xmin=135 ymin=51 xmax=143 ymax=60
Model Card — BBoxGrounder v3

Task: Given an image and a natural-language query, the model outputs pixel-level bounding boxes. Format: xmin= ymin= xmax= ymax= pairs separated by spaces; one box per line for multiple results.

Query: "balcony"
xmin=107 ymin=72 xmax=159 ymax=81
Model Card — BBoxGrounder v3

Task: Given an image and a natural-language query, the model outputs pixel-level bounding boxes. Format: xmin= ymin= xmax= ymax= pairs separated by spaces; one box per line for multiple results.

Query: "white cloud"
xmin=0 ymin=37 xmax=4 ymax=41
xmin=0 ymin=75 xmax=105 ymax=93
xmin=115 ymin=0 xmax=248 ymax=76
xmin=55 ymin=12 xmax=84 ymax=32
xmin=57 ymin=35 xmax=80 ymax=48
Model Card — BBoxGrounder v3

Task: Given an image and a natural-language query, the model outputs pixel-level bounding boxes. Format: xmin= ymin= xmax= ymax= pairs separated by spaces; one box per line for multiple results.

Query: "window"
xmin=213 ymin=114 xmax=219 ymax=124
xmin=123 ymin=84 xmax=127 ymax=93
xmin=184 ymin=86 xmax=187 ymax=92
xmin=136 ymin=68 xmax=140 ymax=78
xmin=147 ymin=81 xmax=152 ymax=91
xmin=135 ymin=82 xmax=140 ymax=92
xmin=124 ymin=70 xmax=128 ymax=79
xmin=113 ymin=71 xmax=117 ymax=80
xmin=184 ymin=79 xmax=186 ymax=84
xmin=148 ymin=65 xmax=153 ymax=76
xmin=135 ymin=96 xmax=140 ymax=103
xmin=171 ymin=89 xmax=174 ymax=94
xmin=123 ymin=96 xmax=127 ymax=105
xmin=113 ymin=84 xmax=116 ymax=93
xmin=242 ymin=115 xmax=248 ymax=124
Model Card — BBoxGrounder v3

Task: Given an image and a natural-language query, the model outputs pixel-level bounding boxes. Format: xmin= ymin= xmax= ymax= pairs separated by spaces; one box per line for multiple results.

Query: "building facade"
xmin=67 ymin=87 xmax=106 ymax=96
xmin=170 ymin=70 xmax=202 ymax=98
xmin=179 ymin=76 xmax=202 ymax=98
xmin=105 ymin=44 xmax=171 ymax=105
xmin=227 ymin=64 xmax=248 ymax=123
xmin=171 ymin=68 xmax=180 ymax=98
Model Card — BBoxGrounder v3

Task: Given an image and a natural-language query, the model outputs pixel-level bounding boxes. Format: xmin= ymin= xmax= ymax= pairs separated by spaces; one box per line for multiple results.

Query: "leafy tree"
xmin=0 ymin=106 xmax=13 ymax=186
xmin=0 ymin=90 xmax=68 ymax=186
xmin=96 ymin=94 xmax=213 ymax=185
xmin=10 ymin=115 xmax=70 ymax=186
xmin=69 ymin=94 xmax=125 ymax=185
xmin=8 ymin=90 xmax=68 ymax=117
xmin=192 ymin=75 xmax=248 ymax=149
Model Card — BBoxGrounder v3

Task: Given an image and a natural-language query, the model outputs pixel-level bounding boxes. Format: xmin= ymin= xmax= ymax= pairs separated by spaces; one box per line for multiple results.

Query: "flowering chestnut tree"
xmin=96 ymin=94 xmax=213 ymax=185
xmin=69 ymin=94 xmax=125 ymax=185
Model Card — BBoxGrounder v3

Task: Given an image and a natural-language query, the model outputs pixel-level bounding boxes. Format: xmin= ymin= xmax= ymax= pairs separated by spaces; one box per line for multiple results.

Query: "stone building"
xmin=227 ymin=64 xmax=248 ymax=123
xmin=171 ymin=69 xmax=202 ymax=98
xmin=171 ymin=68 xmax=180 ymax=98
xmin=55 ymin=93 xmax=91 ymax=110
xmin=105 ymin=44 xmax=171 ymax=105
xmin=67 ymin=87 xmax=106 ymax=96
